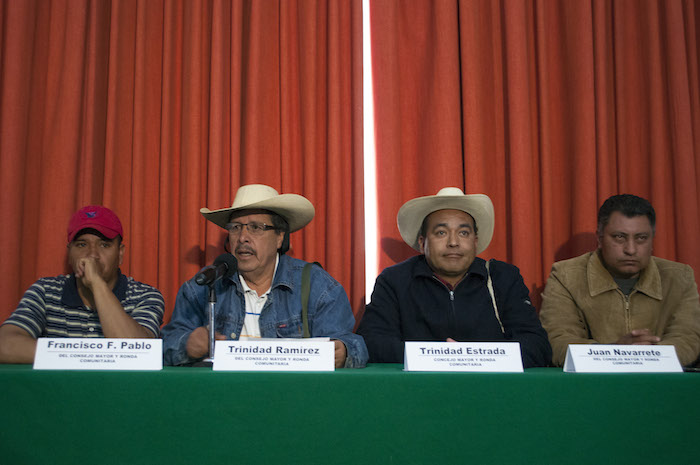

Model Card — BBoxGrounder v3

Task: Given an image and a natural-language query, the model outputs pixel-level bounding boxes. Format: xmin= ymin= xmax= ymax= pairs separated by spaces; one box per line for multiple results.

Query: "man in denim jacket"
xmin=162 ymin=184 xmax=368 ymax=368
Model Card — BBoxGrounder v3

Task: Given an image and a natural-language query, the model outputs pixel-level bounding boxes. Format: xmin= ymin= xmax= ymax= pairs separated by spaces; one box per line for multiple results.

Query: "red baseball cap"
xmin=67 ymin=206 xmax=123 ymax=243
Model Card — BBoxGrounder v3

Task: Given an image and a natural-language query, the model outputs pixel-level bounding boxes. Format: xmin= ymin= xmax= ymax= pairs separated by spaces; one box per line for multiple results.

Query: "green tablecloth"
xmin=1 ymin=364 xmax=697 ymax=464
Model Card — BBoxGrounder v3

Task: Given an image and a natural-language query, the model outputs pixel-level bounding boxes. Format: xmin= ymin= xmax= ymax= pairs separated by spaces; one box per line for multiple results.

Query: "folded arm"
xmin=356 ymin=274 xmax=405 ymax=363
xmin=309 ymin=272 xmax=368 ymax=368
xmin=0 ymin=324 xmax=38 ymax=364
xmin=498 ymin=270 xmax=552 ymax=368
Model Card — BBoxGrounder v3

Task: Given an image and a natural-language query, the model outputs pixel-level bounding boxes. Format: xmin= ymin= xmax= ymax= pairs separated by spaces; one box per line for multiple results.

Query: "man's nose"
xmin=87 ymin=244 xmax=100 ymax=258
xmin=623 ymin=238 xmax=636 ymax=255
xmin=447 ymin=231 xmax=459 ymax=246
xmin=236 ymin=228 xmax=251 ymax=243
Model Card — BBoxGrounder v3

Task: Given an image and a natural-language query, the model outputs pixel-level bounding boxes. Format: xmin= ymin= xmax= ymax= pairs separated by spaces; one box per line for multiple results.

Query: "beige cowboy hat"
xmin=200 ymin=184 xmax=315 ymax=232
xmin=397 ymin=187 xmax=495 ymax=254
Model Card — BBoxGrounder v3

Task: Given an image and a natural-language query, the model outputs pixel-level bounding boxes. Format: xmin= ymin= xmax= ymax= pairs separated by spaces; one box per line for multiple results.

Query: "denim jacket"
xmin=162 ymin=254 xmax=368 ymax=367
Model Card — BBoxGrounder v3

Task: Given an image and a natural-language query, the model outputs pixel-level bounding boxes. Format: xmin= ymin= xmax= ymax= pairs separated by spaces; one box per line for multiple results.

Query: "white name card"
xmin=213 ymin=340 xmax=334 ymax=371
xmin=33 ymin=338 xmax=162 ymax=371
xmin=403 ymin=341 xmax=524 ymax=372
xmin=563 ymin=344 xmax=683 ymax=373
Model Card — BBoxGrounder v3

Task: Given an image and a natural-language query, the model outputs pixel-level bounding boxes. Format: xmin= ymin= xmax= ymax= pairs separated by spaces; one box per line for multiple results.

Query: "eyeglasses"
xmin=225 ymin=222 xmax=278 ymax=236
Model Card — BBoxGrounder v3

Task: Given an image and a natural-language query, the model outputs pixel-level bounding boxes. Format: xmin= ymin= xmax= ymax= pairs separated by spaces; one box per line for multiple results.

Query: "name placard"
xmin=563 ymin=344 xmax=683 ymax=373
xmin=403 ymin=341 xmax=523 ymax=372
xmin=213 ymin=340 xmax=334 ymax=371
xmin=33 ymin=338 xmax=162 ymax=371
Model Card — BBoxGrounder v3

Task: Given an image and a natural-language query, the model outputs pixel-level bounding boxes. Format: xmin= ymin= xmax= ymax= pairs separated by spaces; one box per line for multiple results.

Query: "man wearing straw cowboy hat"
xmin=162 ymin=184 xmax=368 ymax=368
xmin=357 ymin=187 xmax=551 ymax=367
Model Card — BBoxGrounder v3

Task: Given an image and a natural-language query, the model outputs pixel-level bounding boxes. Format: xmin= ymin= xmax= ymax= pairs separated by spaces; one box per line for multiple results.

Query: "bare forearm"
xmin=0 ymin=325 xmax=38 ymax=364
xmin=91 ymin=283 xmax=155 ymax=338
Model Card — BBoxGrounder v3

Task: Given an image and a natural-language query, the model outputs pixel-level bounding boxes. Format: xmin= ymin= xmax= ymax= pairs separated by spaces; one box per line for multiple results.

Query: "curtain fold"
xmin=3 ymin=0 xmax=697 ymax=325
xmin=0 ymin=0 xmax=364 ymax=323
xmin=371 ymin=0 xmax=700 ymax=307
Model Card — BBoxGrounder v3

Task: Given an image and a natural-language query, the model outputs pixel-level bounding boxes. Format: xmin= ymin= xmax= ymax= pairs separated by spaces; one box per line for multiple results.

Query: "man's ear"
xmin=119 ymin=243 xmax=126 ymax=265
xmin=418 ymin=236 xmax=425 ymax=254
xmin=276 ymin=231 xmax=284 ymax=250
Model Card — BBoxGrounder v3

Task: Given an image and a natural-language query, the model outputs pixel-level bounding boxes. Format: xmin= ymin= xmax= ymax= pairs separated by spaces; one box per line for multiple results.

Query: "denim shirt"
xmin=162 ymin=254 xmax=368 ymax=367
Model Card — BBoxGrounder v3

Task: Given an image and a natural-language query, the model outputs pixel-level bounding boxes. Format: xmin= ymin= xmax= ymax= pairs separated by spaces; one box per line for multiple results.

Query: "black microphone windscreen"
xmin=213 ymin=253 xmax=238 ymax=278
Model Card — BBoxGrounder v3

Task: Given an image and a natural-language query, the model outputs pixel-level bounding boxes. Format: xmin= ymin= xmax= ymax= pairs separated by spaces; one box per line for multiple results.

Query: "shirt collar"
xmin=588 ymin=251 xmax=662 ymax=300
xmin=237 ymin=254 xmax=280 ymax=296
xmin=415 ymin=255 xmax=488 ymax=282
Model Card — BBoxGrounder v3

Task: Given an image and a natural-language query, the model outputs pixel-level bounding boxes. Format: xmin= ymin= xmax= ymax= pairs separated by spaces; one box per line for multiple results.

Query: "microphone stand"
xmin=207 ymin=283 xmax=217 ymax=361
xmin=195 ymin=284 xmax=217 ymax=367
xmin=191 ymin=253 xmax=236 ymax=367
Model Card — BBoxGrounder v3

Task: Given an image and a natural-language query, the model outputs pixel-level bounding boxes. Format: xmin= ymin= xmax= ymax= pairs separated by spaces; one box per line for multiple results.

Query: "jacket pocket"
xmin=275 ymin=317 xmax=303 ymax=338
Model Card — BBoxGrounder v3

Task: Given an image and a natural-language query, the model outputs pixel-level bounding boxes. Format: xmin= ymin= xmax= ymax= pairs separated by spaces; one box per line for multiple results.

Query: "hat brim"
xmin=68 ymin=223 xmax=122 ymax=242
xmin=200 ymin=194 xmax=315 ymax=232
xmin=397 ymin=194 xmax=494 ymax=254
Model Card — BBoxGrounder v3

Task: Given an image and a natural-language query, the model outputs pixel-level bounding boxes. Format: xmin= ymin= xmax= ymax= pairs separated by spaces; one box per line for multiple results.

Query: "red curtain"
xmin=370 ymin=0 xmax=700 ymax=307
xmin=3 ymin=0 xmax=698 ymax=324
xmin=0 ymin=0 xmax=364 ymax=323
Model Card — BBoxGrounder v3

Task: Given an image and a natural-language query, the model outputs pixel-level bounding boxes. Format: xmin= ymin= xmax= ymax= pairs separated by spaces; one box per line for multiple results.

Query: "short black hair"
xmin=72 ymin=228 xmax=123 ymax=245
xmin=269 ymin=212 xmax=291 ymax=255
xmin=597 ymin=194 xmax=656 ymax=236
xmin=419 ymin=210 xmax=478 ymax=238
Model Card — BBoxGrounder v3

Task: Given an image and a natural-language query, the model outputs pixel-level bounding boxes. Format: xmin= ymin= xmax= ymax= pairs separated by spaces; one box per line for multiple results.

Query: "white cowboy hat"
xmin=397 ymin=187 xmax=495 ymax=254
xmin=200 ymin=184 xmax=315 ymax=232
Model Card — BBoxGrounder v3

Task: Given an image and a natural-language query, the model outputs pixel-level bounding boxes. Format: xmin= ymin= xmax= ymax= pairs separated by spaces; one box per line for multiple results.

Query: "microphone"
xmin=195 ymin=253 xmax=238 ymax=286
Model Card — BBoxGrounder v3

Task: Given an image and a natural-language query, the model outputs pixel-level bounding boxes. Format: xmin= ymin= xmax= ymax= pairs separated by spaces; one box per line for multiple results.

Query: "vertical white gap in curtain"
xmin=363 ymin=0 xmax=378 ymax=304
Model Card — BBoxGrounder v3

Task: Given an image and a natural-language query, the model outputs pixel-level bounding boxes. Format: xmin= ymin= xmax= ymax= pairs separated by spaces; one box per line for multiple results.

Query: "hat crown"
xmin=67 ymin=205 xmax=123 ymax=242
xmin=231 ymin=184 xmax=280 ymax=209
xmin=436 ymin=187 xmax=466 ymax=196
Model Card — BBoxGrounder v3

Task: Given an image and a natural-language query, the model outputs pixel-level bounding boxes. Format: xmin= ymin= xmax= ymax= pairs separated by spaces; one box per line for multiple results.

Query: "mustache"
xmin=235 ymin=246 xmax=256 ymax=255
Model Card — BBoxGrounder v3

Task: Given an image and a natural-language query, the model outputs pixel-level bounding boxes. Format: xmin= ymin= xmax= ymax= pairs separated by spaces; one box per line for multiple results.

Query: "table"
xmin=1 ymin=364 xmax=698 ymax=464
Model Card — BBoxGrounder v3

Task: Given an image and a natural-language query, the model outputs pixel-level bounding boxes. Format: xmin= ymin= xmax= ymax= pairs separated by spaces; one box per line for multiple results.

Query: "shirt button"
xmin=230 ymin=332 xmax=237 ymax=339
xmin=89 ymin=327 xmax=95 ymax=332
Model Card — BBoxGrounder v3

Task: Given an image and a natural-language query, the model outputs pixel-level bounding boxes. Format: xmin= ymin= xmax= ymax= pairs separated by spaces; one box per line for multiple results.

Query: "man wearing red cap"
xmin=0 ymin=206 xmax=164 ymax=364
